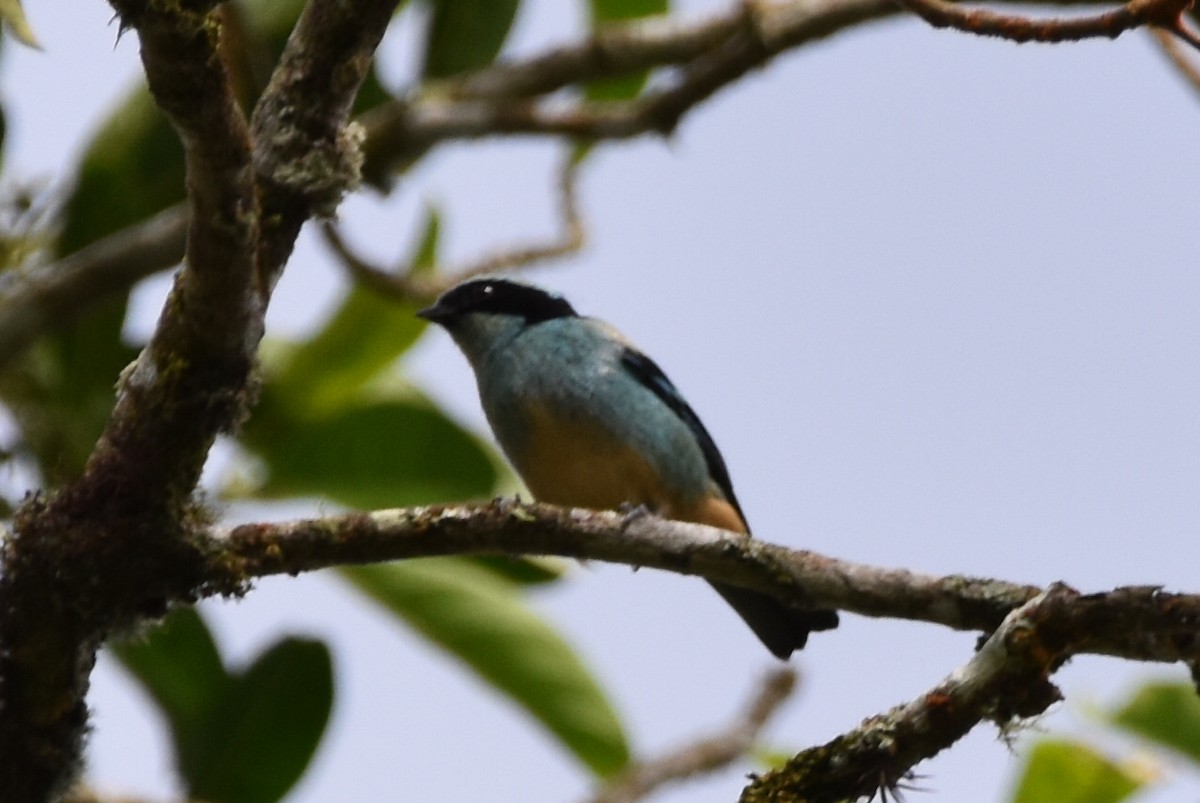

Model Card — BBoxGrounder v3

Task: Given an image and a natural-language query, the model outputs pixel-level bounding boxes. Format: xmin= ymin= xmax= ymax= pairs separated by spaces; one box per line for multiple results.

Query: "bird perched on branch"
xmin=418 ymin=278 xmax=837 ymax=658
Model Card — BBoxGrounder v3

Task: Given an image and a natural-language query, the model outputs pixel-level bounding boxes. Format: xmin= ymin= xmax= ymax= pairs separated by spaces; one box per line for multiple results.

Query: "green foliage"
xmin=112 ymin=609 xmax=334 ymax=803
xmin=344 ymin=559 xmax=631 ymax=777
xmin=1109 ymin=681 xmax=1200 ymax=763
xmin=3 ymin=87 xmax=176 ymax=482
xmin=1007 ymin=678 xmax=1200 ymax=802
xmin=0 ymin=0 xmax=36 ymax=48
xmin=1008 ymin=740 xmax=1142 ymax=803
xmin=269 ymin=211 xmax=439 ymax=418
xmin=238 ymin=391 xmax=498 ymax=509
xmin=229 ymin=209 xmax=498 ymax=508
xmin=420 ymin=0 xmax=521 ymax=79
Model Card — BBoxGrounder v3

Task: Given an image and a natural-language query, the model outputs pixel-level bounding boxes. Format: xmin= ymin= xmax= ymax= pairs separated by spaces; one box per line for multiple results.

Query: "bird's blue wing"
xmin=619 ymin=348 xmax=747 ymax=523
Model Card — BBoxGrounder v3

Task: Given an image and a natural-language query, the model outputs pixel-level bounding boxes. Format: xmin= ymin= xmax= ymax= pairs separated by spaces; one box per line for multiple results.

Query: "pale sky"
xmin=7 ymin=1 xmax=1200 ymax=801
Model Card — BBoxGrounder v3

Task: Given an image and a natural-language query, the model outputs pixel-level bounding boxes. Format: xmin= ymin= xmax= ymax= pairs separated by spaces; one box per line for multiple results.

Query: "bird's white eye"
xmin=483 ymin=286 xmax=493 ymax=295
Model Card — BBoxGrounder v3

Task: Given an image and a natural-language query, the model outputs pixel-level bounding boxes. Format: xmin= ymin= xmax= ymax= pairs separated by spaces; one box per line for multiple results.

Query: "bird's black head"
xmin=418 ymin=278 xmax=578 ymax=327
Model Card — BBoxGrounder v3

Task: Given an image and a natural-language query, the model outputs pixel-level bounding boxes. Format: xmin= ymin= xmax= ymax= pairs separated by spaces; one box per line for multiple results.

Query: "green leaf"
xmin=61 ymin=90 xmax=184 ymax=255
xmin=187 ymin=638 xmax=334 ymax=803
xmin=236 ymin=394 xmax=498 ymax=509
xmin=590 ymin=0 xmax=667 ymax=23
xmin=472 ymin=555 xmax=569 ymax=586
xmin=273 ymin=210 xmax=439 ymax=416
xmin=1110 ymin=681 xmax=1200 ymax=764
xmin=421 ymin=0 xmax=520 ymax=79
xmin=0 ymin=0 xmax=39 ymax=49
xmin=112 ymin=612 xmax=334 ymax=803
xmin=343 ymin=559 xmax=630 ymax=777
xmin=110 ymin=608 xmax=230 ymax=759
xmin=585 ymin=0 xmax=667 ymax=101
xmin=273 ymin=289 xmax=427 ymax=415
xmin=0 ymin=300 xmax=138 ymax=483
xmin=1008 ymin=740 xmax=1142 ymax=803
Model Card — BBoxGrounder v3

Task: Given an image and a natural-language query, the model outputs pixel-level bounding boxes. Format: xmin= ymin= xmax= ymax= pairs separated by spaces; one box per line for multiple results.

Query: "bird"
xmin=418 ymin=277 xmax=838 ymax=658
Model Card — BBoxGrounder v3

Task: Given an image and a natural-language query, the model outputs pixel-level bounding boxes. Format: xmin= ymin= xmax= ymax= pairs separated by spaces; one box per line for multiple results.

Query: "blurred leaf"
xmin=590 ymin=0 xmax=667 ymax=22
xmin=1009 ymin=740 xmax=1142 ymax=803
xmin=1110 ymin=681 xmax=1200 ymax=764
xmin=422 ymin=0 xmax=520 ymax=79
xmin=112 ymin=612 xmax=334 ymax=803
xmin=344 ymin=559 xmax=630 ymax=777
xmin=585 ymin=0 xmax=667 ymax=101
xmin=237 ymin=0 xmax=312 ymax=46
xmin=274 ymin=210 xmax=440 ymax=415
xmin=273 ymin=288 xmax=428 ymax=416
xmin=110 ymin=608 xmax=229 ymax=758
xmin=473 ymin=555 xmax=568 ymax=586
xmin=0 ymin=0 xmax=38 ymax=49
xmin=61 ymin=91 xmax=183 ymax=255
xmin=187 ymin=638 xmax=334 ymax=803
xmin=237 ymin=394 xmax=498 ymax=509
xmin=6 ymin=87 xmax=179 ymax=482
xmin=0 ymin=302 xmax=138 ymax=483
xmin=750 ymin=745 xmax=796 ymax=770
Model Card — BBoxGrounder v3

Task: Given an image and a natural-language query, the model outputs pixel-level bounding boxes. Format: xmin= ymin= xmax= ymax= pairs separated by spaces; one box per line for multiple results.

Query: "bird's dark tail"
xmin=709 ymin=581 xmax=839 ymax=659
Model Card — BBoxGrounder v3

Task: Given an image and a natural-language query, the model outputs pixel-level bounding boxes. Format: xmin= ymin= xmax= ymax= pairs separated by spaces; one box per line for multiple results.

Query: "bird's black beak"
xmin=417 ymin=303 xmax=445 ymax=324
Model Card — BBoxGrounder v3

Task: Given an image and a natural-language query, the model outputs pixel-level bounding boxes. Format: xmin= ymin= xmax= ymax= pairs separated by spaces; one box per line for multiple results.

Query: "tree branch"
xmin=359 ymin=0 xmax=897 ymax=177
xmin=1 ymin=0 xmax=257 ymax=794
xmin=0 ymin=0 xmax=402 ymax=797
xmin=0 ymin=0 xmax=1131 ymax=361
xmin=587 ymin=668 xmax=798 ymax=803
xmin=207 ymin=500 xmax=1200 ymax=667
xmin=250 ymin=0 xmax=401 ymax=279
xmin=207 ymin=501 xmax=1200 ymax=803
xmin=1155 ymin=24 xmax=1200 ymax=92
xmin=0 ymin=205 xmax=186 ymax=373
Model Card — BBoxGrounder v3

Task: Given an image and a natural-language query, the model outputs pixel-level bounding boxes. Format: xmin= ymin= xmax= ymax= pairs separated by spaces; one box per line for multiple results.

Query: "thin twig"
xmin=359 ymin=0 xmax=899 ymax=177
xmin=890 ymin=0 xmax=1199 ymax=46
xmin=1157 ymin=15 xmax=1200 ymax=65
xmin=323 ymin=154 xmax=584 ymax=301
xmin=587 ymin=668 xmax=798 ymax=803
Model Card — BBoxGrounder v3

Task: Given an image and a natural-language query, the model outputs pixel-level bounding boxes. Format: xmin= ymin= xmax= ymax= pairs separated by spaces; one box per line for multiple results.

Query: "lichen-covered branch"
xmin=208 ymin=500 xmax=1200 ymax=667
xmin=0 ymin=0 xmax=256 ymax=795
xmin=740 ymin=582 xmax=1200 ymax=802
xmin=250 ymin=0 xmax=400 ymax=279
xmin=0 ymin=0 xmax=401 ymax=797
xmin=207 ymin=501 xmax=1200 ymax=801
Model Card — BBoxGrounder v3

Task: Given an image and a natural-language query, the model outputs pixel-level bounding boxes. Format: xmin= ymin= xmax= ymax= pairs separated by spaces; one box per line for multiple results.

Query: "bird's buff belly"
xmin=509 ymin=402 xmax=747 ymax=534
xmin=514 ymin=409 xmax=670 ymax=512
